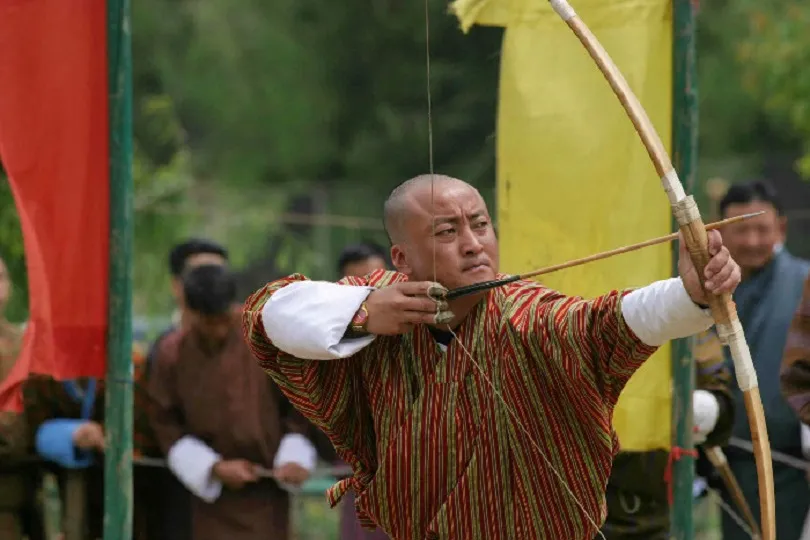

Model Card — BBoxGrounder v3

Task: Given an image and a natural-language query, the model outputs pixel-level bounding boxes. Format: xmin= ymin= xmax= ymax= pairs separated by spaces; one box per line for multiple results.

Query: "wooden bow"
xmin=704 ymin=446 xmax=761 ymax=538
xmin=546 ymin=0 xmax=775 ymax=537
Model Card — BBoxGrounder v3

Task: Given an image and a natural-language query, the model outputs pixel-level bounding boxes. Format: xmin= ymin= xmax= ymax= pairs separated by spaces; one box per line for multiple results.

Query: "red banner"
xmin=0 ymin=0 xmax=109 ymax=410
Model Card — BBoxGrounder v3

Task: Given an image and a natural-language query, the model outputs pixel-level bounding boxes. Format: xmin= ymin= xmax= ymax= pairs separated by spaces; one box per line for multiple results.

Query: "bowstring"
xmin=421 ymin=4 xmax=604 ymax=534
xmin=424 ymin=0 xmax=436 ymax=282
xmin=705 ymin=487 xmax=758 ymax=539
xmin=447 ymin=327 xmax=608 ymax=539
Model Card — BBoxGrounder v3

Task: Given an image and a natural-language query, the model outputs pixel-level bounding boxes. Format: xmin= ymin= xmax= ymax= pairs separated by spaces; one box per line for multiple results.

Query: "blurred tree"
xmin=727 ymin=0 xmax=810 ymax=176
xmin=130 ymin=0 xmax=502 ymax=190
xmin=0 ymin=166 xmax=28 ymax=322
xmin=7 ymin=0 xmax=808 ymax=320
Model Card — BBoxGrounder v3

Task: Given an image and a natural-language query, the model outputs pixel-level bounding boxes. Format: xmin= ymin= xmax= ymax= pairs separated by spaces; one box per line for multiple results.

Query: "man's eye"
xmin=473 ymin=220 xmax=489 ymax=228
xmin=436 ymin=228 xmax=454 ymax=236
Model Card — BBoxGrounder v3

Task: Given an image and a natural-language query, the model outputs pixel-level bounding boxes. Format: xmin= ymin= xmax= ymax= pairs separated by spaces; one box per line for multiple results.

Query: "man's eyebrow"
xmin=432 ymin=216 xmax=460 ymax=225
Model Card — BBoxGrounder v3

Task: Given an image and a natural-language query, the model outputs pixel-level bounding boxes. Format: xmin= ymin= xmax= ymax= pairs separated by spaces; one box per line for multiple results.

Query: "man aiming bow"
xmin=243 ymin=174 xmax=741 ymax=539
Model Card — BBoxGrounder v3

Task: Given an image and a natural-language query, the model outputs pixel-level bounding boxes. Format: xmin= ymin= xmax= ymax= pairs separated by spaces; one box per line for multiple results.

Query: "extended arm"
xmin=518 ymin=277 xmax=713 ymax=404
xmin=242 ymin=271 xmax=405 ymax=508
xmin=261 ymin=279 xmax=376 ymax=360
xmin=23 ymin=376 xmax=101 ymax=468
xmin=621 ymin=277 xmax=714 ymax=347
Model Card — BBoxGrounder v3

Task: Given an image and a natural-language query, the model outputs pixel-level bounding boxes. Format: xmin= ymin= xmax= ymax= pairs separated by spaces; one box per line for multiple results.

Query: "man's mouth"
xmin=463 ymin=262 xmax=489 ymax=272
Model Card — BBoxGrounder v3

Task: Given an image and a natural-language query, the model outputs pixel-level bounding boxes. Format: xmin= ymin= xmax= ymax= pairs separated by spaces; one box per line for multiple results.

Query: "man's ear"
xmin=778 ymin=215 xmax=788 ymax=243
xmin=171 ymin=277 xmax=184 ymax=305
xmin=390 ymin=244 xmax=412 ymax=275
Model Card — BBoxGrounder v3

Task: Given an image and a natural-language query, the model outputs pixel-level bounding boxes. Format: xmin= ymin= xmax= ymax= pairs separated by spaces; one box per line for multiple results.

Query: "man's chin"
xmin=738 ymin=252 xmax=774 ymax=272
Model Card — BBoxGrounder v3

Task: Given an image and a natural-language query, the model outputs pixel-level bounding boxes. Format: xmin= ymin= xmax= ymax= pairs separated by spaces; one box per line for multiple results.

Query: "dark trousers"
xmin=596 ymin=483 xmax=669 ymax=540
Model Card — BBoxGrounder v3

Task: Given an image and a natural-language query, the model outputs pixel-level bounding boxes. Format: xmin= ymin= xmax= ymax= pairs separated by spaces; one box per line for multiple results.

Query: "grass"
xmin=290 ymin=493 xmax=725 ymax=539
xmin=291 ymin=494 xmax=340 ymax=540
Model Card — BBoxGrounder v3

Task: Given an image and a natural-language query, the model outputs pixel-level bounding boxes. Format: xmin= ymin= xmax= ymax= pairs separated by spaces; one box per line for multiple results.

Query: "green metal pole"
xmin=104 ymin=0 xmax=134 ymax=538
xmin=670 ymin=0 xmax=699 ymax=537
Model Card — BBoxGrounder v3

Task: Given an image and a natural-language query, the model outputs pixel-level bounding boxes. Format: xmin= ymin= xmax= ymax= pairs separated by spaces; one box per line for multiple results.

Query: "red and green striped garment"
xmin=243 ymin=270 xmax=658 ymax=539
xmin=780 ymin=274 xmax=810 ymax=424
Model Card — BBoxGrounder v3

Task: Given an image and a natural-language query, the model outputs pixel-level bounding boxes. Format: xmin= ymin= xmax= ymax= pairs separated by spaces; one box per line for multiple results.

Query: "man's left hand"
xmin=72 ymin=421 xmax=105 ymax=452
xmin=678 ymin=230 xmax=741 ymax=306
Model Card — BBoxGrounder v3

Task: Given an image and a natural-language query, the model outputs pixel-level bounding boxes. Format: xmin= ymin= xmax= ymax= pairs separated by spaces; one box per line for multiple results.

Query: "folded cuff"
xmin=35 ymin=419 xmax=94 ymax=469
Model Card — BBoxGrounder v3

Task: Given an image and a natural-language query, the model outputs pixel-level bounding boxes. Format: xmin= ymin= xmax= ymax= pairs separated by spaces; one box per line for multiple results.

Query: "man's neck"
xmin=432 ymin=294 xmax=485 ymax=331
xmin=741 ymin=252 xmax=777 ymax=281
xmin=177 ymin=308 xmax=191 ymax=330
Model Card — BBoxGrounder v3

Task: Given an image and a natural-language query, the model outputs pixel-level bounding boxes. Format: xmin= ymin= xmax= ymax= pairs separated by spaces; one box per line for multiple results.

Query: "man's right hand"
xmin=364 ymin=281 xmax=441 ymax=335
xmin=212 ymin=459 xmax=259 ymax=490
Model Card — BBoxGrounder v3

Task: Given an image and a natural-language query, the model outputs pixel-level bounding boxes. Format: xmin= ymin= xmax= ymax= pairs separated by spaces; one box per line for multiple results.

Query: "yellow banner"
xmin=453 ymin=0 xmax=673 ymax=450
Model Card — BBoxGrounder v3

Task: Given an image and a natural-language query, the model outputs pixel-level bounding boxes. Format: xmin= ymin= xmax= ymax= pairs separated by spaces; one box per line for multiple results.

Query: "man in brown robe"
xmin=147 ymin=264 xmax=319 ymax=540
xmin=145 ymin=238 xmax=230 ymax=540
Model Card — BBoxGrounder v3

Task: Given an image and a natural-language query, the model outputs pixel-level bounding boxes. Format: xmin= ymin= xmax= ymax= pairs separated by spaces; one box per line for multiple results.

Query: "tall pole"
xmin=104 ymin=0 xmax=134 ymax=538
xmin=670 ymin=0 xmax=699 ymax=537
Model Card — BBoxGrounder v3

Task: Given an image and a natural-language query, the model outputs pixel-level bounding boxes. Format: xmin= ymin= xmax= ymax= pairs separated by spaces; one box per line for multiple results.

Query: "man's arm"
xmin=257 ymin=277 xmax=377 ymax=361
xmin=242 ymin=271 xmax=402 ymax=506
xmin=780 ymin=274 xmax=810 ymax=424
xmin=515 ymin=277 xmax=713 ymax=405
xmin=146 ymin=336 xmax=222 ymax=503
xmin=692 ymin=329 xmax=734 ymax=446
xmin=22 ymin=377 xmax=103 ymax=468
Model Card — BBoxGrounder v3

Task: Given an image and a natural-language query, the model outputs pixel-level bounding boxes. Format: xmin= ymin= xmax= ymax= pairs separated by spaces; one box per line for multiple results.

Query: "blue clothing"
xmin=33 ymin=378 xmax=97 ymax=469
xmin=722 ymin=250 xmax=810 ymax=540
xmin=35 ymin=419 xmax=93 ymax=468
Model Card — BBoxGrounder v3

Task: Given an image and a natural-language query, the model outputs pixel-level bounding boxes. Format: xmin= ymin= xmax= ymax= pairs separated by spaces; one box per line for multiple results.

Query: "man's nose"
xmin=460 ymin=228 xmax=484 ymax=255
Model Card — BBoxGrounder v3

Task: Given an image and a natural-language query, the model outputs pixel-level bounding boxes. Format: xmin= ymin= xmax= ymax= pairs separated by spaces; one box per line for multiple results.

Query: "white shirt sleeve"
xmin=262 ymin=281 xmax=377 ymax=360
xmin=273 ymin=433 xmax=318 ymax=493
xmin=801 ymin=424 xmax=810 ymax=458
xmin=620 ymin=277 xmax=714 ymax=347
xmin=693 ymin=389 xmax=720 ymax=444
xmin=166 ymin=436 xmax=223 ymax=503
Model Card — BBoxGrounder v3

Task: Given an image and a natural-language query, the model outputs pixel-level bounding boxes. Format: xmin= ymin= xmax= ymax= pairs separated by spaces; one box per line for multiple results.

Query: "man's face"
xmin=0 ymin=259 xmax=10 ymax=313
xmin=342 ymin=256 xmax=387 ymax=278
xmin=391 ymin=180 xmax=498 ymax=290
xmin=188 ymin=311 xmax=233 ymax=350
xmin=721 ymin=200 xmax=785 ymax=272
xmin=172 ymin=252 xmax=228 ymax=305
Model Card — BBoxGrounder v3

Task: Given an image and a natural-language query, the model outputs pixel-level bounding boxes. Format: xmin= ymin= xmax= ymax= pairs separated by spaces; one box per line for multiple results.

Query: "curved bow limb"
xmin=704 ymin=446 xmax=761 ymax=539
xmin=546 ymin=1 xmax=775 ymax=537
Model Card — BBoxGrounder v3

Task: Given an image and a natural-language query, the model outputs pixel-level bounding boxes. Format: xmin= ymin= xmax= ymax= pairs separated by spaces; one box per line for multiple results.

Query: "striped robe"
xmin=781 ymin=274 xmax=810 ymax=424
xmin=601 ymin=329 xmax=736 ymax=540
xmin=243 ymin=270 xmax=658 ymax=540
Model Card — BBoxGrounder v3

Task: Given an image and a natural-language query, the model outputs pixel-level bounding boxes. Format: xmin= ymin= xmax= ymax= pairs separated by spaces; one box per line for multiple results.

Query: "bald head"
xmin=383 ymin=174 xmax=471 ymax=243
xmin=384 ymin=174 xmax=498 ymax=292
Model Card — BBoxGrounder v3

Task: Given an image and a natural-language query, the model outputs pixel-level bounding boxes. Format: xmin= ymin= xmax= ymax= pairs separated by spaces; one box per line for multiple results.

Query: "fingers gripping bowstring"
xmin=421 ymin=3 xmax=603 ymax=535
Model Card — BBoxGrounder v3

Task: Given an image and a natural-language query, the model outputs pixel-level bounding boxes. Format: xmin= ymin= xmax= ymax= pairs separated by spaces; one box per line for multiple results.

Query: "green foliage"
xmin=4 ymin=0 xmax=810 ymax=322
xmin=0 ymin=168 xmax=28 ymax=322
xmin=131 ymin=0 xmax=501 ymax=188
xmin=132 ymin=141 xmax=194 ymax=315
xmin=696 ymin=0 xmax=762 ymax=158
xmin=712 ymin=0 xmax=810 ymax=175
